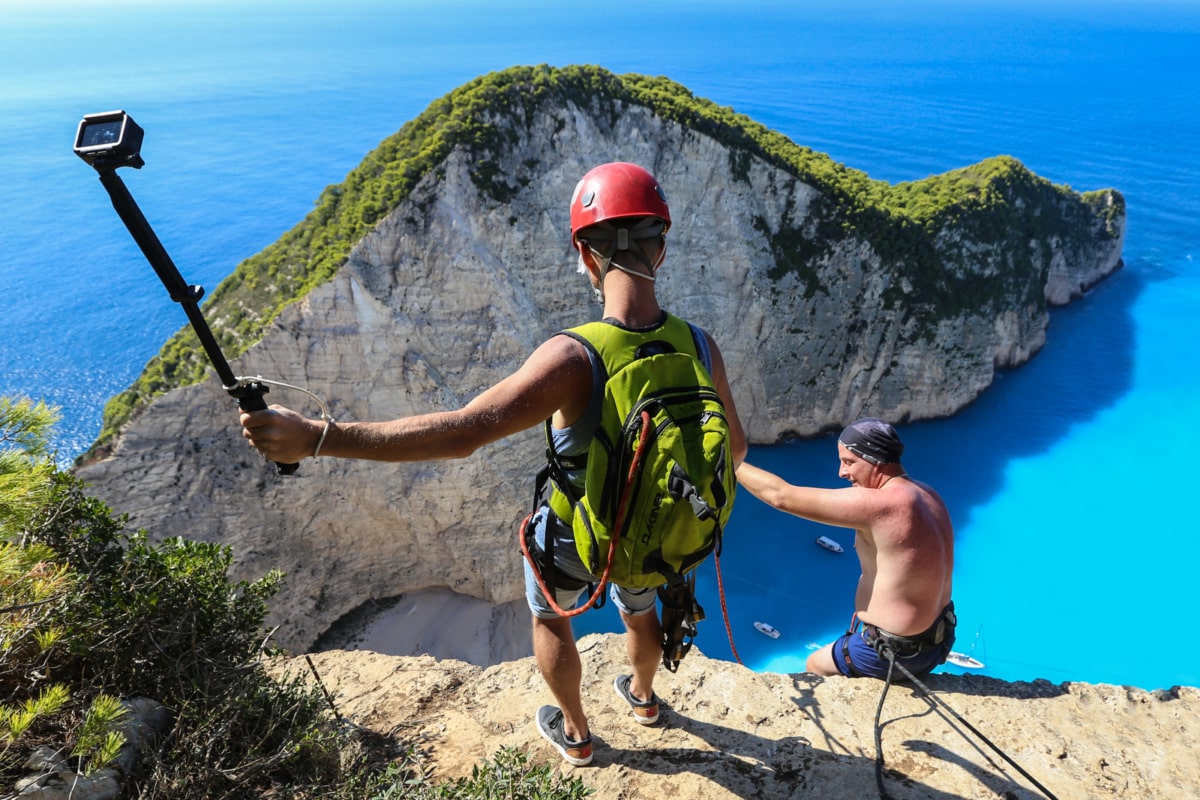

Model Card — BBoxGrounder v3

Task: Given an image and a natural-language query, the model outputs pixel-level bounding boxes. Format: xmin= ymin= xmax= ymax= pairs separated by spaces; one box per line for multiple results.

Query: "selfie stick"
xmin=74 ymin=110 xmax=299 ymax=475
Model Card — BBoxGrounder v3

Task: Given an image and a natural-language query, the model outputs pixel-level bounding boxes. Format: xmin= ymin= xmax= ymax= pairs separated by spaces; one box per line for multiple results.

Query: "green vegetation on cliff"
xmin=3 ymin=397 xmax=588 ymax=799
xmin=86 ymin=64 xmax=1122 ymax=459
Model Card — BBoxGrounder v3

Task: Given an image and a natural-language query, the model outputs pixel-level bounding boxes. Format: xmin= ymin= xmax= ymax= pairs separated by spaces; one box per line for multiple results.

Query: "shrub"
xmin=3 ymin=395 xmax=588 ymax=799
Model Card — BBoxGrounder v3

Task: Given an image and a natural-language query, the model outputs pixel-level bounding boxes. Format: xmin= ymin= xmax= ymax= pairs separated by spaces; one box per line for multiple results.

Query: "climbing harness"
xmin=658 ymin=572 xmax=702 ymax=670
xmin=870 ymin=638 xmax=1060 ymax=800
xmin=520 ymin=493 xmax=743 ymax=672
xmin=519 ymin=402 xmax=655 ymax=618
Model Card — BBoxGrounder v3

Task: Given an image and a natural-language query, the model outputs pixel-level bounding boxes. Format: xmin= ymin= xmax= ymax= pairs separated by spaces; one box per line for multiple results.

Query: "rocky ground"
xmin=291 ymin=633 xmax=1199 ymax=799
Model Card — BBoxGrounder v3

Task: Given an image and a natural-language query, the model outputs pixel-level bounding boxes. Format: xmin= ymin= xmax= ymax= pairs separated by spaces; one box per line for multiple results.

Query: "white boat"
xmin=754 ymin=621 xmax=781 ymax=639
xmin=946 ymin=625 xmax=986 ymax=669
xmin=815 ymin=535 xmax=844 ymax=553
xmin=946 ymin=651 xmax=985 ymax=669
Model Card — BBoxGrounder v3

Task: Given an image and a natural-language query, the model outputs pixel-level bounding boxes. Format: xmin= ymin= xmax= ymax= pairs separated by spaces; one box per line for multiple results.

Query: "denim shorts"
xmin=523 ymin=506 xmax=657 ymax=619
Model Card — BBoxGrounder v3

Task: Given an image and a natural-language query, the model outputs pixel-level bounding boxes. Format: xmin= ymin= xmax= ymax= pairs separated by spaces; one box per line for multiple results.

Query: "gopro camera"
xmin=74 ymin=110 xmax=145 ymax=169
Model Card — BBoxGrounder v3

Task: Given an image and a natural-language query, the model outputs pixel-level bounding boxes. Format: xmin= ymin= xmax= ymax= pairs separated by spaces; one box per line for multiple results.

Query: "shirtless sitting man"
xmin=735 ymin=418 xmax=955 ymax=679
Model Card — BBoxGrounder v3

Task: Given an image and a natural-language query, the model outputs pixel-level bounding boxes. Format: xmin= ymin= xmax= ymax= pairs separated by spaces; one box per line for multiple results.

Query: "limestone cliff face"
xmin=76 ymin=70 xmax=1125 ymax=652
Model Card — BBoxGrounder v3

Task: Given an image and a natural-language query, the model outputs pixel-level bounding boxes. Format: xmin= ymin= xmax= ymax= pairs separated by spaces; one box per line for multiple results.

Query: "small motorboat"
xmin=946 ymin=651 xmax=985 ymax=669
xmin=754 ymin=621 xmax=781 ymax=639
xmin=946 ymin=626 xmax=986 ymax=669
xmin=815 ymin=535 xmax=844 ymax=553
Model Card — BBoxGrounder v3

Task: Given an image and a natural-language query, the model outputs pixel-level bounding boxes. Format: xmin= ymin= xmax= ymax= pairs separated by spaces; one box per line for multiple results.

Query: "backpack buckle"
xmin=668 ymin=463 xmax=715 ymax=520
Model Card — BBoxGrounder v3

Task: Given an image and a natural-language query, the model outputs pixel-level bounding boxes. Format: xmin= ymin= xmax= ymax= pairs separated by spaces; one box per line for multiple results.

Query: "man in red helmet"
xmin=241 ymin=162 xmax=747 ymax=766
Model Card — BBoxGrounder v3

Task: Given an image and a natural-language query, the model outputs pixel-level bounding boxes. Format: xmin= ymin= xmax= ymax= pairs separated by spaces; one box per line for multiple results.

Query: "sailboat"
xmin=946 ymin=626 xmax=986 ymax=669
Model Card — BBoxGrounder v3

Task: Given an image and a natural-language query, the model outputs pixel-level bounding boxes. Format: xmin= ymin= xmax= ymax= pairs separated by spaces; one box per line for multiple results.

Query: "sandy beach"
xmin=315 ymin=588 xmax=533 ymax=667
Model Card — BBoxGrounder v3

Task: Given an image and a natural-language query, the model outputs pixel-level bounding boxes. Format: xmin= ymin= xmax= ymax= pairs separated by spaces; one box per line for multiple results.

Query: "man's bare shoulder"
xmin=526 ymin=331 xmax=592 ymax=371
xmin=877 ymin=478 xmax=954 ymax=544
xmin=517 ymin=332 xmax=595 ymax=423
xmin=894 ymin=476 xmax=949 ymax=512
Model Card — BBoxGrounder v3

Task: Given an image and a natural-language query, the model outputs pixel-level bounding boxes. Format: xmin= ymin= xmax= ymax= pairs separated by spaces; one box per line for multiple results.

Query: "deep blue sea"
xmin=3 ymin=0 xmax=1198 ymax=691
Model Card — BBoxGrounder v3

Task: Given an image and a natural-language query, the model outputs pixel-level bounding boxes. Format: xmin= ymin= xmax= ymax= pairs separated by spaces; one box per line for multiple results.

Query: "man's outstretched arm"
xmin=241 ymin=335 xmax=591 ymax=464
xmin=736 ymin=461 xmax=879 ymax=530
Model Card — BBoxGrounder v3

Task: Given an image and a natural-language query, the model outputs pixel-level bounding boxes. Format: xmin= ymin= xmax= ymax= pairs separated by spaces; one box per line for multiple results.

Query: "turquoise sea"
xmin=2 ymin=0 xmax=1198 ymax=691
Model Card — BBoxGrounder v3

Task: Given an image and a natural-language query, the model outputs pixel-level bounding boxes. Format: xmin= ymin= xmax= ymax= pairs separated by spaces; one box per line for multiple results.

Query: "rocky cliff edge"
xmin=290 ymin=634 xmax=1199 ymax=799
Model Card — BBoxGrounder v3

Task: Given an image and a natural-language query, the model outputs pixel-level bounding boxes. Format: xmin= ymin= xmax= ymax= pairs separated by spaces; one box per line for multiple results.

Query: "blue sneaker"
xmin=535 ymin=705 xmax=593 ymax=766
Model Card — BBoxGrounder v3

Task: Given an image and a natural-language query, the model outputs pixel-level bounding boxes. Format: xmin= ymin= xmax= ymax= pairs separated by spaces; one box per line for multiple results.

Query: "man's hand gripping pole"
xmin=74 ymin=109 xmax=298 ymax=475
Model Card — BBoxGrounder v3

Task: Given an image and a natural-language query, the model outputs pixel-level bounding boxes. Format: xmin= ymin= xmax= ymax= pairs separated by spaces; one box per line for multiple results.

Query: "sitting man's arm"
xmin=736 ymin=461 xmax=882 ymax=530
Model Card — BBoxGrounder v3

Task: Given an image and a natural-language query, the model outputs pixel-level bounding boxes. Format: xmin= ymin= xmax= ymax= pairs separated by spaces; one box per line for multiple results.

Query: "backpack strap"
xmin=525 ymin=331 xmax=607 ymax=615
xmin=686 ymin=321 xmax=714 ymax=374
xmin=543 ymin=330 xmax=606 ymax=515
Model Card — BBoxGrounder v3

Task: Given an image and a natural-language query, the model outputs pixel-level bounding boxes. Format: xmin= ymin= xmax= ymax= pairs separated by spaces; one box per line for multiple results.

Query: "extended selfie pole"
xmin=74 ymin=110 xmax=299 ymax=475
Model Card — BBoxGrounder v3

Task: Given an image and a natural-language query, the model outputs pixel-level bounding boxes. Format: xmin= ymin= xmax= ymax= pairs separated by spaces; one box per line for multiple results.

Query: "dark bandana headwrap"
xmin=838 ymin=418 xmax=904 ymax=465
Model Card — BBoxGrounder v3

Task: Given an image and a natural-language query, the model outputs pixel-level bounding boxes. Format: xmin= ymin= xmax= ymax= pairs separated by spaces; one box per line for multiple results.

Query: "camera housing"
xmin=74 ymin=110 xmax=145 ymax=169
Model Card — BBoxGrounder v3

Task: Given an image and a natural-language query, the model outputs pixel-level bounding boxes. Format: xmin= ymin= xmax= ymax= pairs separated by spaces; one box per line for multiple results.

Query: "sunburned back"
xmin=856 ymin=477 xmax=954 ymax=637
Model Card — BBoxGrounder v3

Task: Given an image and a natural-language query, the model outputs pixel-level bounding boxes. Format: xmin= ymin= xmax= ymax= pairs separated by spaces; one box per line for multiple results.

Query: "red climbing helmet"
xmin=570 ymin=162 xmax=671 ymax=248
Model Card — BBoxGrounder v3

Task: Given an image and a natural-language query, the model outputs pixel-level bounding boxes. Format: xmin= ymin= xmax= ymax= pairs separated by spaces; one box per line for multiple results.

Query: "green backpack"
xmin=543 ymin=314 xmax=736 ymax=592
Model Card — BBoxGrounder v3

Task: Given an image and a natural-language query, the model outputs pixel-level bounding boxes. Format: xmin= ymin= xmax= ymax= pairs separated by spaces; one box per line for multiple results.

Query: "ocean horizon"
xmin=3 ymin=0 xmax=1198 ymax=691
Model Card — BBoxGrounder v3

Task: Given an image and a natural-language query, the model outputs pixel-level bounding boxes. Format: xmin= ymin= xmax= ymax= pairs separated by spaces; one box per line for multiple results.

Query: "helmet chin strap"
xmin=577 ymin=219 xmax=667 ymax=304
xmin=609 ymin=259 xmax=657 ymax=283
xmin=582 ymin=244 xmax=664 ymax=304
xmin=578 ymin=252 xmax=605 ymax=304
